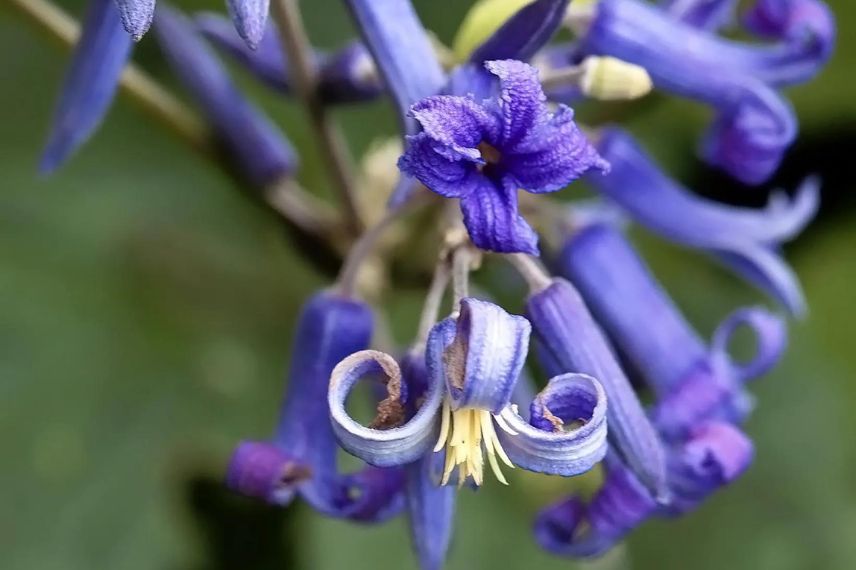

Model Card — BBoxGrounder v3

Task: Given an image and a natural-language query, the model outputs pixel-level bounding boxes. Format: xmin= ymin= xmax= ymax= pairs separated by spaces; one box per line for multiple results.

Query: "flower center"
xmin=433 ymin=397 xmax=516 ymax=487
xmin=477 ymin=141 xmax=502 ymax=165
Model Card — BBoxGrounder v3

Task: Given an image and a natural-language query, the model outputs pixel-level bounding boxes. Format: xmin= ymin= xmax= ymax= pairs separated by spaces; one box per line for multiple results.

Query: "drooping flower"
xmin=154 ymin=6 xmax=297 ymax=187
xmin=535 ymin=421 xmax=753 ymax=558
xmin=40 ymin=0 xmax=133 ymax=174
xmin=115 ymin=0 xmax=156 ymax=41
xmin=589 ymin=127 xmax=818 ymax=315
xmin=226 ymin=292 xmax=403 ymax=522
xmin=559 ymin=221 xmax=788 ymax=438
xmin=398 ymin=60 xmax=608 ymax=254
xmin=525 ymin=278 xmax=668 ymax=499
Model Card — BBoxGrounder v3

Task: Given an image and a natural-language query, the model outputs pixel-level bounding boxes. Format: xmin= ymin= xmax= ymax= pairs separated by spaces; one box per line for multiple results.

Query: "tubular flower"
xmin=225 ymin=292 xmax=404 ymax=522
xmin=399 ymin=60 xmax=608 ymax=254
xmin=329 ymin=298 xmax=608 ymax=484
xmin=560 ymin=221 xmax=788 ymax=438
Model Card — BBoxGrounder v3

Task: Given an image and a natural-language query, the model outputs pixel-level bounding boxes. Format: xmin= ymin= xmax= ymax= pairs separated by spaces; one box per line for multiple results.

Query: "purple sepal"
xmin=582 ymin=0 xmax=800 ymax=184
xmin=399 ymin=60 xmax=606 ymax=254
xmin=406 ymin=453 xmax=456 ymax=570
xmin=471 ymin=0 xmax=569 ymax=63
xmin=196 ymin=14 xmax=383 ymax=104
xmin=154 ymin=6 xmax=297 ymax=187
xmin=744 ymin=0 xmax=835 ymax=61
xmin=115 ymin=0 xmax=156 ymax=40
xmin=711 ymin=307 xmax=787 ymax=384
xmin=226 ymin=441 xmax=307 ymax=505
xmin=226 ymin=0 xmax=269 ymax=50
xmin=661 ymin=0 xmax=737 ymax=31
xmin=526 ymin=279 xmax=668 ymax=498
xmin=40 ymin=0 xmax=133 ymax=174
xmin=344 ymin=0 xmax=445 ymax=124
xmin=446 ymin=298 xmax=531 ymax=412
xmin=591 ymin=128 xmax=815 ymax=315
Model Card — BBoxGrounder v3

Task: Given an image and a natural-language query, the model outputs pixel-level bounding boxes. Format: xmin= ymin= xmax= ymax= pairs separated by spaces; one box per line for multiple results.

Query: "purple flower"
xmin=575 ymin=0 xmax=834 ymax=184
xmin=226 ymin=292 xmax=404 ymax=522
xmin=225 ymin=0 xmax=269 ymax=50
xmin=154 ymin=6 xmax=297 ymax=187
xmin=559 ymin=221 xmax=788 ymax=438
xmin=535 ymin=421 xmax=753 ymax=558
xmin=329 ymin=298 xmax=608 ymax=482
xmin=526 ymin=278 xmax=668 ymax=499
xmin=40 ymin=0 xmax=132 ymax=174
xmin=195 ymin=14 xmax=382 ymax=104
xmin=590 ymin=128 xmax=817 ymax=315
xmin=661 ymin=0 xmax=738 ymax=30
xmin=398 ymin=60 xmax=607 ymax=254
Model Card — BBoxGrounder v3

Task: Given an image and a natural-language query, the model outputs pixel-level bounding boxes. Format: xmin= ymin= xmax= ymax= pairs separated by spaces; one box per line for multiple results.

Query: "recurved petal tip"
xmin=226 ymin=0 xmax=270 ymax=50
xmin=225 ymin=441 xmax=308 ymax=505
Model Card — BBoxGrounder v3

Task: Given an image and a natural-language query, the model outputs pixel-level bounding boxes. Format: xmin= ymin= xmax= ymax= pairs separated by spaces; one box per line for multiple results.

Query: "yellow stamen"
xmin=434 ymin=398 xmax=516 ymax=486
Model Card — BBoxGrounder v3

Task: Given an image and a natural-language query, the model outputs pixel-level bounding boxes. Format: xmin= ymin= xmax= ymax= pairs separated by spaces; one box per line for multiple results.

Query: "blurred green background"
xmin=1 ymin=1 xmax=854 ymax=569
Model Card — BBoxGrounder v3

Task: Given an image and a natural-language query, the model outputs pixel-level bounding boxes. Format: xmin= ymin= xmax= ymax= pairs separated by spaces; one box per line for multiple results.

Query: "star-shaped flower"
xmin=399 ymin=60 xmax=608 ymax=254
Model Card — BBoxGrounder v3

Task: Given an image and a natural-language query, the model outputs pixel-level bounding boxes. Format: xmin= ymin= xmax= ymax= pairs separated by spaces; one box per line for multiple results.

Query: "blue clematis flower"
xmin=226 ymin=292 xmax=404 ymax=522
xmin=526 ymin=278 xmax=668 ymax=499
xmin=559 ymin=221 xmax=788 ymax=439
xmin=589 ymin=127 xmax=818 ymax=315
xmin=398 ymin=60 xmax=608 ymax=254
xmin=195 ymin=14 xmax=383 ymax=104
xmin=154 ymin=6 xmax=297 ymax=187
xmin=661 ymin=0 xmax=739 ymax=30
xmin=41 ymin=0 xmax=133 ymax=174
xmin=573 ymin=0 xmax=834 ymax=184
xmin=535 ymin=421 xmax=753 ymax=558
xmin=329 ymin=298 xmax=608 ymax=483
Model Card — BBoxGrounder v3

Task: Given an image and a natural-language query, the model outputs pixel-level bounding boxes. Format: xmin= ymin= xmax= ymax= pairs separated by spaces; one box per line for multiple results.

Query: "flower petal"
xmin=484 ymin=60 xmax=546 ymax=148
xmin=527 ymin=279 xmax=668 ymax=498
xmin=459 ymin=177 xmax=540 ymax=254
xmin=410 ymin=95 xmax=499 ymax=157
xmin=504 ymin=105 xmax=609 ymax=194
xmin=398 ymin=133 xmax=483 ymax=198
xmin=225 ymin=441 xmax=308 ymax=506
xmin=329 ymin=325 xmax=450 ymax=467
xmin=405 ymin=454 xmax=456 ymax=570
xmin=444 ymin=298 xmax=531 ymax=412
xmin=40 ymin=0 xmax=133 ymax=174
xmin=711 ymin=307 xmax=788 ymax=384
xmin=471 ymin=0 xmax=569 ymax=63
xmin=498 ymin=373 xmax=608 ymax=476
xmin=226 ymin=0 xmax=269 ymax=50
xmin=662 ymin=0 xmax=737 ymax=31
xmin=593 ymin=128 xmax=819 ymax=246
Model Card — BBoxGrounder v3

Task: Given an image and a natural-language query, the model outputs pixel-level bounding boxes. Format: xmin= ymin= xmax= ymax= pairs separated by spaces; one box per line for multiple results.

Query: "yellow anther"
xmin=580 ymin=56 xmax=653 ymax=101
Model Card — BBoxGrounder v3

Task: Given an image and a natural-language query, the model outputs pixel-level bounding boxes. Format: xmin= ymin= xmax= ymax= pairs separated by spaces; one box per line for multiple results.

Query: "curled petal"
xmin=662 ymin=0 xmax=737 ymax=30
xmin=154 ymin=6 xmax=297 ymax=187
xmin=225 ymin=441 xmax=308 ymax=506
xmin=711 ymin=307 xmax=788 ymax=384
xmin=651 ymin=362 xmax=736 ymax=439
xmin=445 ymin=298 xmax=531 ymax=412
xmin=471 ymin=0 xmax=569 ymax=63
xmin=41 ymin=0 xmax=132 ymax=174
xmin=504 ymin=105 xmax=609 ymax=194
xmin=460 ymin=177 xmax=540 ymax=254
xmin=406 ymin=454 xmax=456 ymax=570
xmin=398 ymin=133 xmax=482 ymax=198
xmin=409 ymin=95 xmax=499 ymax=158
xmin=329 ymin=337 xmax=448 ymax=468
xmin=485 ymin=60 xmax=546 ymax=148
xmin=527 ymin=279 xmax=668 ymax=498
xmin=593 ymin=128 xmax=819 ymax=247
xmin=498 ymin=373 xmax=608 ymax=476
xmin=116 ymin=0 xmax=156 ymax=40
xmin=226 ymin=0 xmax=269 ymax=50
xmin=714 ymin=244 xmax=807 ymax=317
xmin=339 ymin=466 xmax=407 ymax=523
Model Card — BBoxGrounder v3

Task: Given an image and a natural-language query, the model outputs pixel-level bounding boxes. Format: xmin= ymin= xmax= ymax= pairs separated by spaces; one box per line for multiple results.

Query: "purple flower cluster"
xmin=33 ymin=0 xmax=835 ymax=568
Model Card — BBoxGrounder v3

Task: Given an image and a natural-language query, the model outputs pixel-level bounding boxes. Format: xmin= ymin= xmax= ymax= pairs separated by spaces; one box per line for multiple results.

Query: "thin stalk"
xmin=505 ymin=253 xmax=552 ymax=293
xmin=270 ymin=0 xmax=364 ymax=235
xmin=414 ymin=258 xmax=451 ymax=348
xmin=334 ymin=206 xmax=404 ymax=297
xmin=540 ymin=65 xmax=586 ymax=92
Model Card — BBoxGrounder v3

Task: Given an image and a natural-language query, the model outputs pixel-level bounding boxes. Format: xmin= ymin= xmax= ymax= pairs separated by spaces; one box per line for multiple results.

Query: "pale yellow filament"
xmin=434 ymin=398 xmax=515 ymax=486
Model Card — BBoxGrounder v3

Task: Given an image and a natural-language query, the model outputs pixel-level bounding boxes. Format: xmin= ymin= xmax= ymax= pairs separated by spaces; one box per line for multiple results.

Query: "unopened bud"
xmin=580 ymin=56 xmax=653 ymax=101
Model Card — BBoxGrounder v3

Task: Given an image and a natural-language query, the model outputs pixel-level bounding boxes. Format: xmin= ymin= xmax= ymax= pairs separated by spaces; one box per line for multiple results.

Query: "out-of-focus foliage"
xmin=0 ymin=1 xmax=854 ymax=569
